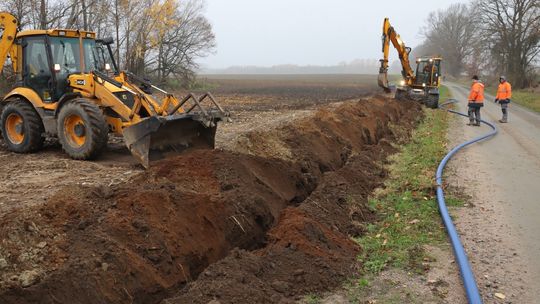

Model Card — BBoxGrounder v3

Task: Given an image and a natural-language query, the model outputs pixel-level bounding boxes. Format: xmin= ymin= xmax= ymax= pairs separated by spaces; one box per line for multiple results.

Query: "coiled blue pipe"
xmin=436 ymin=99 xmax=498 ymax=304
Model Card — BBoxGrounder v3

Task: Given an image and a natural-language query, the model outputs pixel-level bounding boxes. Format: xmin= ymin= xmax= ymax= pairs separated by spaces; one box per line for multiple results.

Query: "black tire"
xmin=0 ymin=99 xmax=45 ymax=153
xmin=57 ymin=98 xmax=109 ymax=160
xmin=425 ymin=94 xmax=439 ymax=109
xmin=395 ymin=89 xmax=407 ymax=101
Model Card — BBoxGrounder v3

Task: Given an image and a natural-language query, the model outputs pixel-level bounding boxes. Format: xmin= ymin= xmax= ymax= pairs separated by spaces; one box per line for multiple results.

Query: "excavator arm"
xmin=0 ymin=13 xmax=18 ymax=75
xmin=378 ymin=18 xmax=415 ymax=93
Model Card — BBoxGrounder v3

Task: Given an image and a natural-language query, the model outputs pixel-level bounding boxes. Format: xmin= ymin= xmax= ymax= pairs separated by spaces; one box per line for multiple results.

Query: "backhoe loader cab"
xmin=0 ymin=12 xmax=229 ymax=167
xmin=95 ymin=38 xmax=119 ymax=74
xmin=19 ymin=30 xmax=98 ymax=101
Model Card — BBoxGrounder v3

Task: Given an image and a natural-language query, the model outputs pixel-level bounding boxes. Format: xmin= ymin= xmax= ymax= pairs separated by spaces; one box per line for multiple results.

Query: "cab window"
xmin=23 ymin=36 xmax=53 ymax=101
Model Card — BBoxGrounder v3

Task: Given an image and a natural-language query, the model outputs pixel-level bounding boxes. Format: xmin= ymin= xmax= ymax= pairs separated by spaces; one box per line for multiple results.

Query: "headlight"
xmin=399 ymin=80 xmax=405 ymax=86
xmin=422 ymin=83 xmax=426 ymax=87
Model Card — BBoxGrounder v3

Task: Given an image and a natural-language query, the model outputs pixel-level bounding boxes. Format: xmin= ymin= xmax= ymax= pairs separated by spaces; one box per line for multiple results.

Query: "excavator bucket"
xmin=377 ymin=72 xmax=391 ymax=93
xmin=123 ymin=113 xmax=223 ymax=168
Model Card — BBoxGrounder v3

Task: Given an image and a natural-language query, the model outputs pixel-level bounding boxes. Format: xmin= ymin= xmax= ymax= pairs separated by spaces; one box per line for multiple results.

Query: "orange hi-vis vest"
xmin=496 ymin=81 xmax=512 ymax=100
xmin=468 ymin=82 xmax=484 ymax=103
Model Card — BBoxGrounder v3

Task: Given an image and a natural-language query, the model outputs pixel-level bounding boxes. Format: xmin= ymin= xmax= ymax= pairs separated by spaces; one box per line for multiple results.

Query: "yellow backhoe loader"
xmin=377 ymin=17 xmax=442 ymax=109
xmin=0 ymin=12 xmax=228 ymax=168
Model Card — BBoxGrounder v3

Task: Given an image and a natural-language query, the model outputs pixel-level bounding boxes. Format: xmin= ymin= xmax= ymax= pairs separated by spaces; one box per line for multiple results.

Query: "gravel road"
xmin=446 ymin=82 xmax=540 ymax=303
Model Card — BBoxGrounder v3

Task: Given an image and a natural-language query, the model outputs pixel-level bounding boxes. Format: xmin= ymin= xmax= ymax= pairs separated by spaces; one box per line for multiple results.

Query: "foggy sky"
xmin=200 ymin=0 xmax=469 ymax=69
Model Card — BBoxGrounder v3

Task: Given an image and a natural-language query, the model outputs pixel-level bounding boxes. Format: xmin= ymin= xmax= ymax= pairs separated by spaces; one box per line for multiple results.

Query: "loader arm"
xmin=378 ymin=18 xmax=415 ymax=92
xmin=0 ymin=12 xmax=18 ymax=75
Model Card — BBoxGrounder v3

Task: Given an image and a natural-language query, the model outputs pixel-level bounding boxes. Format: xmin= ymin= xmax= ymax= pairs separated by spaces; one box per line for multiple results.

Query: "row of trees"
xmin=418 ymin=0 xmax=539 ymax=88
xmin=0 ymin=0 xmax=216 ymax=85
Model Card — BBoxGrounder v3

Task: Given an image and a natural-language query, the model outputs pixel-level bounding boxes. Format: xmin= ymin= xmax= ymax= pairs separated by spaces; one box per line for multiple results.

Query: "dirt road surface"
xmin=446 ymin=82 xmax=540 ymax=303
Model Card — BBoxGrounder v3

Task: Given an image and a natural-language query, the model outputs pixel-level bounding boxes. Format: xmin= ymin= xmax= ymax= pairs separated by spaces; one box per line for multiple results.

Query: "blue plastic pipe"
xmin=436 ymin=99 xmax=498 ymax=304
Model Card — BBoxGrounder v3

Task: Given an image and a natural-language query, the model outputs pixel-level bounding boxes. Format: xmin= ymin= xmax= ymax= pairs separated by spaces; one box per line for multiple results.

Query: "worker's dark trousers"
xmin=500 ymin=99 xmax=510 ymax=122
xmin=468 ymin=103 xmax=483 ymax=125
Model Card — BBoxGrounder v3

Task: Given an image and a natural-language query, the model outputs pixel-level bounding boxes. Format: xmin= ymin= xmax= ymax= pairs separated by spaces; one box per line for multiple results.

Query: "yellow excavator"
xmin=377 ymin=18 xmax=442 ymax=109
xmin=0 ymin=12 xmax=228 ymax=168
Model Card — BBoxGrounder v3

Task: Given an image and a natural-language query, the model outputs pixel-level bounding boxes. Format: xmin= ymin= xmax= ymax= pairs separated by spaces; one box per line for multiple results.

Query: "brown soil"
xmin=198 ymin=74 xmax=378 ymax=108
xmin=0 ymin=95 xmax=420 ymax=304
xmin=0 ymin=76 xmax=422 ymax=303
xmin=163 ymin=97 xmax=420 ymax=304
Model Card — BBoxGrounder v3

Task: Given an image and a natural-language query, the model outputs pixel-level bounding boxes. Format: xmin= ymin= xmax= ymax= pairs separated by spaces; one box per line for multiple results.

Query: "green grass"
xmin=301 ymin=294 xmax=322 ymax=304
xmin=354 ymin=85 xmax=460 ymax=275
xmin=162 ymin=77 xmax=219 ymax=91
xmin=508 ymin=90 xmax=540 ymax=113
xmin=301 ymin=88 xmax=460 ymax=302
xmin=188 ymin=77 xmax=220 ymax=91
xmin=439 ymin=85 xmax=450 ymax=103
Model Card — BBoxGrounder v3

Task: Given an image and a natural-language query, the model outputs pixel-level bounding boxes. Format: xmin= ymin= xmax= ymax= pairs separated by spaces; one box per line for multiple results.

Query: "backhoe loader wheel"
xmin=1 ymin=99 xmax=45 ymax=153
xmin=57 ymin=99 xmax=108 ymax=160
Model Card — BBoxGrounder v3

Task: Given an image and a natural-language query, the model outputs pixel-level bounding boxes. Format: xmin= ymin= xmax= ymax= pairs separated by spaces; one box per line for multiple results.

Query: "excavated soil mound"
xmin=0 ymin=96 xmax=421 ymax=304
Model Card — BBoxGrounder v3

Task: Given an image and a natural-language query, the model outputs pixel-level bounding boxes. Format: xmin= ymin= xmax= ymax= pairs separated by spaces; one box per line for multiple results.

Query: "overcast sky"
xmin=200 ymin=0 xmax=469 ymax=68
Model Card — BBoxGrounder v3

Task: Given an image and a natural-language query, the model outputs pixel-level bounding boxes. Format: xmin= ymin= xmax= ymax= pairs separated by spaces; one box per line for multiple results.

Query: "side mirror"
xmin=54 ymin=64 xmax=61 ymax=73
xmin=105 ymin=63 xmax=111 ymax=71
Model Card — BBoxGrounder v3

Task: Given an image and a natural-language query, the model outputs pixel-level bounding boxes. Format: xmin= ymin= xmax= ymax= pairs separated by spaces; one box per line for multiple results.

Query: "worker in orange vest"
xmin=495 ymin=76 xmax=512 ymax=123
xmin=467 ymin=75 xmax=484 ymax=126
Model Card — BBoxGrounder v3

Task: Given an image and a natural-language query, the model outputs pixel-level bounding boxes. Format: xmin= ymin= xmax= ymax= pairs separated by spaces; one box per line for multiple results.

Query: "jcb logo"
xmin=121 ymin=94 xmax=127 ymax=100
xmin=76 ymin=80 xmax=85 ymax=86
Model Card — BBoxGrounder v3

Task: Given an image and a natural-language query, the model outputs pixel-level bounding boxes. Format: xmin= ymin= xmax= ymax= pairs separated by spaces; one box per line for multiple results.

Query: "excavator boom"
xmin=378 ymin=18 xmax=415 ymax=92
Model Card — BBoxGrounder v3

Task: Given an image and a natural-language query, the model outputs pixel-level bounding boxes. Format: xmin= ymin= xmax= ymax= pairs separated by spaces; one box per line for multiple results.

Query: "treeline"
xmin=202 ymin=59 xmax=393 ymax=75
xmin=0 ymin=0 xmax=216 ymax=86
xmin=417 ymin=0 xmax=539 ymax=88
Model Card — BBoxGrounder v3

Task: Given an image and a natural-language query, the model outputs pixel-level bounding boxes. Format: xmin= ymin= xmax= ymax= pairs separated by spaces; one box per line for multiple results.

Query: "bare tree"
xmin=421 ymin=3 xmax=477 ymax=77
xmin=0 ymin=0 xmax=216 ymax=87
xmin=116 ymin=0 xmax=215 ymax=83
xmin=151 ymin=0 xmax=216 ymax=84
xmin=475 ymin=0 xmax=540 ymax=88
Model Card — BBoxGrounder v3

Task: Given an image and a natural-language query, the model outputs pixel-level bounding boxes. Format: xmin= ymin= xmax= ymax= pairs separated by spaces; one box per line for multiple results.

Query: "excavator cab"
xmin=414 ymin=58 xmax=441 ymax=88
xmin=405 ymin=57 xmax=442 ymax=108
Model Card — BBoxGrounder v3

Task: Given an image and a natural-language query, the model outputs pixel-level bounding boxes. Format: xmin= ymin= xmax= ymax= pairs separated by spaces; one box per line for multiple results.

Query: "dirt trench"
xmin=0 ymin=96 xmax=421 ymax=304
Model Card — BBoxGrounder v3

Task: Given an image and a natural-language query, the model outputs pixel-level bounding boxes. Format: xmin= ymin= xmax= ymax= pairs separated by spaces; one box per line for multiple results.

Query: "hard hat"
xmin=500 ymin=75 xmax=506 ymax=80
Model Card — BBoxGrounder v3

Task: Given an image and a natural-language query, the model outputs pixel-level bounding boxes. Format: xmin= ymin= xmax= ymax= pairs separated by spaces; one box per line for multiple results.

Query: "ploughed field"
xmin=0 ymin=75 xmax=423 ymax=303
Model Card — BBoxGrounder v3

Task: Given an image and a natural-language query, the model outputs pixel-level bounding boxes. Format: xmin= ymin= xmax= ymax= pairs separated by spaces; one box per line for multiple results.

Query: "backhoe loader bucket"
xmin=123 ymin=113 xmax=223 ymax=168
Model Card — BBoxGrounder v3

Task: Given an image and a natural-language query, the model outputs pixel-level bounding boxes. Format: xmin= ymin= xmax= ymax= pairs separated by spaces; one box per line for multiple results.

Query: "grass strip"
xmin=355 ymin=86 xmax=460 ymax=275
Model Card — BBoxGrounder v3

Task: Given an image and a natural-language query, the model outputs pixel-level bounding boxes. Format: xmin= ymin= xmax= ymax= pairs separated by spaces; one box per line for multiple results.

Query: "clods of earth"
xmin=0 ymin=96 xmax=421 ymax=303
